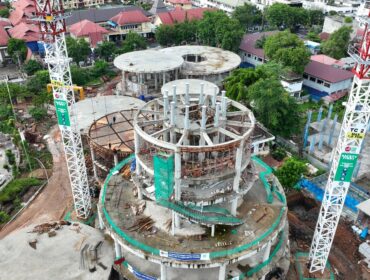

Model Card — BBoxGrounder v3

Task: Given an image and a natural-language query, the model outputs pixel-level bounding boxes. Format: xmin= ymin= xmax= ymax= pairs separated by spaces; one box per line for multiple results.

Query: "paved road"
xmin=0 ymin=126 xmax=73 ymax=239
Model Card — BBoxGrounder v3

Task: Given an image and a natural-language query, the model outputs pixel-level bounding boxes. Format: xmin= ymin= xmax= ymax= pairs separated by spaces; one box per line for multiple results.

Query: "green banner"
xmin=54 ymin=99 xmax=70 ymax=127
xmin=334 ymin=153 xmax=359 ymax=183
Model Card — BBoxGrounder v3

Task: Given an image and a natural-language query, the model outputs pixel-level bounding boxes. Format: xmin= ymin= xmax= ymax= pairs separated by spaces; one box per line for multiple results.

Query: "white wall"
xmin=281 ymin=79 xmax=303 ymax=94
xmin=303 ymin=75 xmax=352 ymax=94
xmin=240 ymin=51 xmax=265 ymax=67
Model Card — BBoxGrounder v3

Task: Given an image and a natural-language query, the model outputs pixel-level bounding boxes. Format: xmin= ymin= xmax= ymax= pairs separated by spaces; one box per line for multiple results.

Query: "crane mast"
xmin=33 ymin=0 xmax=91 ymax=218
xmin=309 ymin=14 xmax=370 ymax=273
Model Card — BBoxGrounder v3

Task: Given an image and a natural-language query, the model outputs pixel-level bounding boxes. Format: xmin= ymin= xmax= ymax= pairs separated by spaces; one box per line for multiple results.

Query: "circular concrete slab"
xmin=114 ymin=50 xmax=184 ymax=74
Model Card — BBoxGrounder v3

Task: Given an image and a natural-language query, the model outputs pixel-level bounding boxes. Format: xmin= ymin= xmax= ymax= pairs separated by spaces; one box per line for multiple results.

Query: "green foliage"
xmin=91 ymin=60 xmax=109 ymax=78
xmin=32 ymin=91 xmax=53 ymax=106
xmin=66 ymin=37 xmax=91 ymax=64
xmin=329 ymin=10 xmax=337 ymax=16
xmin=275 ymin=158 xmax=307 ymax=189
xmin=70 ymin=66 xmax=91 ymax=86
xmin=248 ymin=78 xmax=301 ymax=137
xmin=198 ymin=11 xmax=244 ymax=52
xmin=26 ymin=70 xmax=50 ymax=96
xmin=306 ymin=9 xmax=325 ymax=26
xmin=5 ymin=149 xmax=15 ymax=165
xmin=23 ymin=60 xmax=43 ymax=76
xmin=156 ymin=20 xmax=198 ymax=46
xmin=0 ymin=178 xmax=41 ymax=203
xmin=321 ymin=26 xmax=352 ymax=59
xmin=271 ymin=147 xmax=287 ymax=161
xmin=232 ymin=3 xmax=263 ymax=29
xmin=29 ymin=107 xmax=47 ymax=121
xmin=0 ymin=211 xmax=10 ymax=224
xmin=264 ymin=30 xmax=310 ymax=74
xmin=306 ymin=31 xmax=321 ymax=43
xmin=344 ymin=16 xmax=353 ymax=23
xmin=7 ymin=38 xmax=27 ymax=65
xmin=255 ymin=35 xmax=267 ymax=48
xmin=117 ymin=31 xmax=147 ymax=54
xmin=0 ymin=8 xmax=10 ymax=18
xmin=95 ymin=41 xmax=116 ymax=61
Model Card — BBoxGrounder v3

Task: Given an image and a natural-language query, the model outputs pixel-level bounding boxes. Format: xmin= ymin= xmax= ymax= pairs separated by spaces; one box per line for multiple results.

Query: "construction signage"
xmin=334 ymin=153 xmax=359 ymax=183
xmin=346 ymin=124 xmax=366 ymax=139
xmin=54 ymin=99 xmax=71 ymax=127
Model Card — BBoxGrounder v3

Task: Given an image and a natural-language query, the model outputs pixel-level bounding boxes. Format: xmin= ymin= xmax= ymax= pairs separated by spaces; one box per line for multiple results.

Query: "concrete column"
xmin=218 ymin=263 xmax=227 ymax=280
xmin=90 ymin=144 xmax=98 ymax=180
xmin=163 ymin=92 xmax=169 ymax=120
xmin=262 ymin=241 xmax=272 ymax=262
xmin=213 ymin=86 xmax=218 ymax=107
xmin=303 ymin=110 xmax=312 ymax=149
xmin=317 ymin=106 xmax=323 ymax=122
xmin=185 ymin=83 xmax=190 ymax=105
xmin=163 ymin=72 xmax=166 ymax=85
xmin=134 ymin=131 xmax=142 ymax=176
xmin=211 ymin=225 xmax=215 ymax=237
xmin=121 ymin=71 xmax=126 ymax=93
xmin=309 ymin=135 xmax=316 ymax=154
xmin=114 ymin=153 xmax=118 ymax=166
xmin=213 ymin=102 xmax=221 ymax=146
xmin=175 ymin=68 xmax=178 ymax=80
xmin=199 ymin=83 xmax=204 ymax=105
xmin=160 ymin=263 xmax=167 ymax=280
xmin=231 ymin=198 xmax=238 ymax=216
xmin=184 ymin=105 xmax=190 ymax=130
xmin=154 ymin=73 xmax=158 ymax=90
xmin=233 ymin=140 xmax=244 ymax=192
xmin=98 ymin=209 xmax=104 ymax=230
xmin=114 ymin=239 xmax=122 ymax=259
xmin=170 ymin=101 xmax=176 ymax=143
xmin=174 ymin=152 xmax=181 ymax=201
xmin=199 ymin=105 xmax=207 ymax=161
xmin=328 ymin=114 xmax=338 ymax=147
xmin=172 ymin=85 xmax=177 ymax=108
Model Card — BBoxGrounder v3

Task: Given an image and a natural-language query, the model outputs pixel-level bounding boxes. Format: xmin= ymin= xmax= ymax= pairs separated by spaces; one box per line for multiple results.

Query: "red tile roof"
xmin=319 ymin=32 xmax=330 ymax=41
xmin=110 ymin=10 xmax=149 ymax=26
xmin=9 ymin=9 xmax=27 ymax=26
xmin=12 ymin=0 xmax=35 ymax=14
xmin=311 ymin=54 xmax=344 ymax=68
xmin=0 ymin=18 xmax=11 ymax=27
xmin=157 ymin=7 xmax=213 ymax=25
xmin=69 ymin=20 xmax=109 ymax=47
xmin=9 ymin=22 xmax=39 ymax=42
xmin=166 ymin=0 xmax=191 ymax=4
xmin=0 ymin=26 xmax=9 ymax=46
xmin=239 ymin=31 xmax=278 ymax=58
xmin=304 ymin=60 xmax=353 ymax=83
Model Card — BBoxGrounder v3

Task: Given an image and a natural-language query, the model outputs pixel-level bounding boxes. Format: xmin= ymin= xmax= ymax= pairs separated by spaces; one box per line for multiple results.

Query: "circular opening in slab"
xmin=183 ymin=54 xmax=206 ymax=63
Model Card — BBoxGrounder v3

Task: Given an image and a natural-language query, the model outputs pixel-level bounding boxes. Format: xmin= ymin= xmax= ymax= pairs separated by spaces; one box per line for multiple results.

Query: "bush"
xmin=0 ymin=178 xmax=41 ymax=203
xmin=344 ymin=17 xmax=353 ymax=23
xmin=271 ymin=147 xmax=287 ymax=161
xmin=0 ymin=8 xmax=10 ymax=18
xmin=275 ymin=158 xmax=307 ymax=189
xmin=29 ymin=107 xmax=47 ymax=121
xmin=5 ymin=149 xmax=15 ymax=165
xmin=0 ymin=211 xmax=10 ymax=224
xmin=23 ymin=60 xmax=43 ymax=76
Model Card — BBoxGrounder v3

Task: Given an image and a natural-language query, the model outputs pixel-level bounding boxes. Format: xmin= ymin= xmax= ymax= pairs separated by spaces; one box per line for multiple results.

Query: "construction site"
xmin=2 ymin=0 xmax=370 ymax=280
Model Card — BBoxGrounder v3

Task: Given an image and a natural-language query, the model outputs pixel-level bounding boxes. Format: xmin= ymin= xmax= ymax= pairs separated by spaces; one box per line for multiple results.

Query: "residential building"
xmin=164 ymin=0 xmax=192 ymax=9
xmin=304 ymin=40 xmax=320 ymax=55
xmin=8 ymin=22 xmax=40 ymax=52
xmin=239 ymin=31 xmax=278 ymax=68
xmin=108 ymin=10 xmax=151 ymax=41
xmin=0 ymin=25 xmax=9 ymax=64
xmin=149 ymin=0 xmax=170 ymax=15
xmin=153 ymin=7 xmax=212 ymax=26
xmin=191 ymin=0 xmax=249 ymax=14
xmin=303 ymin=60 xmax=353 ymax=101
xmin=63 ymin=0 xmax=111 ymax=10
xmin=280 ymin=71 xmax=303 ymax=98
xmin=310 ymin=54 xmax=344 ymax=68
xmin=68 ymin=19 xmax=109 ymax=47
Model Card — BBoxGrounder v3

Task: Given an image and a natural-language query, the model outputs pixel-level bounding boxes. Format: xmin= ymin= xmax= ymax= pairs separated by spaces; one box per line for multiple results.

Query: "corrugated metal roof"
xmin=239 ymin=31 xmax=278 ymax=58
xmin=304 ymin=60 xmax=353 ymax=83
xmin=110 ymin=10 xmax=149 ymax=25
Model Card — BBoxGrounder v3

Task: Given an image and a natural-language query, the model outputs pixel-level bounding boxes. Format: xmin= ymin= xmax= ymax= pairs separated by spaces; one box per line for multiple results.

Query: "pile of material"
xmin=127 ymin=216 xmax=155 ymax=234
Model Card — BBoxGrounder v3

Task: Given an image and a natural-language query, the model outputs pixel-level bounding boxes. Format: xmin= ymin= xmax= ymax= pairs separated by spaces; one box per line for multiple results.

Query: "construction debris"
xmin=28 ymin=239 xmax=37 ymax=250
xmin=127 ymin=216 xmax=154 ymax=233
xmin=130 ymin=201 xmax=146 ymax=216
xmin=48 ymin=230 xmax=57 ymax=238
xmin=30 ymin=220 xmax=71 ymax=235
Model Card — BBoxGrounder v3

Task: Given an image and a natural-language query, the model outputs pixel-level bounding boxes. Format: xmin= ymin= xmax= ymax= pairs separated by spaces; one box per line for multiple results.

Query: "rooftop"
xmin=113 ymin=49 xmax=184 ymax=74
xmin=239 ymin=31 xmax=279 ymax=58
xmin=160 ymin=45 xmax=241 ymax=75
xmin=304 ymin=60 xmax=354 ymax=83
xmin=110 ymin=10 xmax=150 ymax=25
xmin=156 ymin=7 xmax=213 ymax=25
xmin=0 ymin=26 xmax=9 ymax=46
xmin=69 ymin=19 xmax=109 ymax=47
xmin=8 ymin=22 xmax=39 ymax=42
xmin=310 ymin=54 xmax=344 ymax=68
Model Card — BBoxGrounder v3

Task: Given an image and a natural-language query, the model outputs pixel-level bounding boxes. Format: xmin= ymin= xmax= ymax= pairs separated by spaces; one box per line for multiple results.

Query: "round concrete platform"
xmin=113 ymin=50 xmax=184 ymax=74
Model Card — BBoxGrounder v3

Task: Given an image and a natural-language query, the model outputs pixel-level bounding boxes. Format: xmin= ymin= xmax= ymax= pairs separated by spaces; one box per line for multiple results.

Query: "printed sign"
xmin=346 ymin=124 xmax=366 ymax=139
xmin=54 ymin=99 xmax=70 ymax=127
xmin=334 ymin=153 xmax=359 ymax=183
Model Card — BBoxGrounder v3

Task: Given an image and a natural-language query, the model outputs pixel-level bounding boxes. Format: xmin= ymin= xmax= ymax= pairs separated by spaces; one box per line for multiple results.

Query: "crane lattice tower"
xmin=309 ymin=14 xmax=370 ymax=272
xmin=33 ymin=0 xmax=91 ymax=218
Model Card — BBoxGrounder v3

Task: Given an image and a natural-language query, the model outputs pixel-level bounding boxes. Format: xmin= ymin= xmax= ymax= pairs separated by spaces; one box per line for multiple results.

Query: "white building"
xmin=303 ymin=60 xmax=353 ymax=101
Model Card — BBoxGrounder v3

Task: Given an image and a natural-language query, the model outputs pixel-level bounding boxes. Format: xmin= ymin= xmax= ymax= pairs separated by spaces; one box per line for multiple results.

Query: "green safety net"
xmin=154 ymin=154 xmax=174 ymax=201
xmin=100 ymin=154 xmax=287 ymax=270
xmin=251 ymin=156 xmax=274 ymax=204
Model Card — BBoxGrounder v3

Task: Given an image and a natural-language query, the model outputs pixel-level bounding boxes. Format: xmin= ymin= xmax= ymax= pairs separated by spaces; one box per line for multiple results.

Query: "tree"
xmin=321 ymin=26 xmax=352 ymax=59
xmin=66 ymin=37 xmax=91 ymax=64
xmin=70 ymin=66 xmax=91 ymax=86
xmin=306 ymin=31 xmax=321 ymax=43
xmin=264 ymin=30 xmax=310 ymax=74
xmin=95 ymin=41 xmax=116 ymax=61
xmin=155 ymin=24 xmax=178 ymax=46
xmin=118 ymin=31 xmax=147 ymax=54
xmin=0 ymin=8 xmax=10 ymax=18
xmin=248 ymin=78 xmax=301 ymax=137
xmin=26 ymin=70 xmax=50 ymax=95
xmin=232 ymin=3 xmax=263 ymax=30
xmin=266 ymin=3 xmax=307 ymax=31
xmin=275 ymin=158 xmax=307 ymax=189
xmin=91 ymin=60 xmax=109 ymax=78
xmin=7 ymin=38 xmax=27 ymax=66
xmin=23 ymin=60 xmax=43 ymax=76
xmin=306 ymin=9 xmax=325 ymax=27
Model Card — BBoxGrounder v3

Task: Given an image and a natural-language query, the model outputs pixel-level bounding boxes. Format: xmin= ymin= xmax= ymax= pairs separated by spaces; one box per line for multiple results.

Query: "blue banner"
xmin=168 ymin=252 xmax=201 ymax=261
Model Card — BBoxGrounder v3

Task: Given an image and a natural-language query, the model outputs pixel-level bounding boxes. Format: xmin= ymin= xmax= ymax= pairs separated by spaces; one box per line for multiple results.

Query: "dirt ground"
xmin=0 ymin=126 xmax=73 ymax=239
xmin=286 ymin=191 xmax=369 ymax=280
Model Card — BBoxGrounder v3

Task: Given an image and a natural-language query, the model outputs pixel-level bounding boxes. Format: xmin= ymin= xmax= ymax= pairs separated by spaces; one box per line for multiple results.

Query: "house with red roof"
xmin=239 ymin=31 xmax=278 ymax=68
xmin=0 ymin=25 xmax=10 ymax=64
xmin=9 ymin=0 xmax=35 ymax=26
xmin=69 ymin=19 xmax=109 ymax=47
xmin=108 ymin=10 xmax=152 ymax=41
xmin=303 ymin=60 xmax=354 ymax=101
xmin=164 ymin=0 xmax=192 ymax=10
xmin=8 ymin=22 xmax=40 ymax=53
xmin=153 ymin=7 xmax=213 ymax=26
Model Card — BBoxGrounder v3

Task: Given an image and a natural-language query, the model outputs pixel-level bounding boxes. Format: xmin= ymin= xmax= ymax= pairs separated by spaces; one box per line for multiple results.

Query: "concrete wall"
xmin=240 ymin=51 xmax=265 ymax=67
xmin=281 ymin=80 xmax=303 ymax=94
xmin=322 ymin=16 xmax=354 ymax=34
